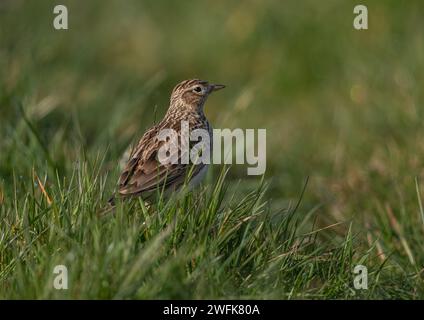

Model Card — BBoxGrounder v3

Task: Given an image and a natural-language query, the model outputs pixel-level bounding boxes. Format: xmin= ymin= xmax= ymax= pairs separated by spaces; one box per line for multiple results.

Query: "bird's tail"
xmin=108 ymin=195 xmax=116 ymax=207
xmin=97 ymin=195 xmax=152 ymax=217
xmin=96 ymin=195 xmax=117 ymax=217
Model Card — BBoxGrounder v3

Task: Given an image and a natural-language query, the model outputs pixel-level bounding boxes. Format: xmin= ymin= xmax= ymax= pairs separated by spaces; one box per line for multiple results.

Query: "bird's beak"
xmin=209 ymin=84 xmax=226 ymax=92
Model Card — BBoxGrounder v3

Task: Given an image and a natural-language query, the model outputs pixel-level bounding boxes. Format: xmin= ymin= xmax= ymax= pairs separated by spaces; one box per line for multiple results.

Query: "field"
xmin=1 ymin=0 xmax=424 ymax=299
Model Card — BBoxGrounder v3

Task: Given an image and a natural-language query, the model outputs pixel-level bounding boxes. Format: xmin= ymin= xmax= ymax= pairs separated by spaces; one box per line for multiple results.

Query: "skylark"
xmin=109 ymin=79 xmax=225 ymax=205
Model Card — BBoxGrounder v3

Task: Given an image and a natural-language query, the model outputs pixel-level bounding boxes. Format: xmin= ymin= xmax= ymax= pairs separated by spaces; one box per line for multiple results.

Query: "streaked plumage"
xmin=109 ymin=79 xmax=225 ymax=204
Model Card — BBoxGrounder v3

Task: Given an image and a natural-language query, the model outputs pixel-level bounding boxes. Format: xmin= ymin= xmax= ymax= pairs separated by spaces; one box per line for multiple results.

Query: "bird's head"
xmin=170 ymin=79 xmax=225 ymax=112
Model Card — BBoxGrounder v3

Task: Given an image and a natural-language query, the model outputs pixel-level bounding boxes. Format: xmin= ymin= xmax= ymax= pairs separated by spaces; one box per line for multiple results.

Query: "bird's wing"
xmin=117 ymin=124 xmax=205 ymax=197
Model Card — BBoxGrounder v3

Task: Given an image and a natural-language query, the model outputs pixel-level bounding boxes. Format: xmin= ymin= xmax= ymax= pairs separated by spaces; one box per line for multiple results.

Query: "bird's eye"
xmin=193 ymin=86 xmax=202 ymax=93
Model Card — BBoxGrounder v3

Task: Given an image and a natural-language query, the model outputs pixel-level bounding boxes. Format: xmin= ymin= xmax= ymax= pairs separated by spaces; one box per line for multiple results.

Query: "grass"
xmin=0 ymin=156 xmax=373 ymax=299
xmin=1 ymin=0 xmax=424 ymax=299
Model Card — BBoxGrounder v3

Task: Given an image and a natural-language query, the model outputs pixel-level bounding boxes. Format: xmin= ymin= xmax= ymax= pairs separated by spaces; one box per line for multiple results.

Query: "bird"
xmin=108 ymin=79 xmax=225 ymax=206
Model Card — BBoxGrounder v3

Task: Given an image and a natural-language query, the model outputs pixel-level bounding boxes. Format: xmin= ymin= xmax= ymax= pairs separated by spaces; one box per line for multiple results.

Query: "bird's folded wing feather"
xmin=117 ymin=125 xmax=204 ymax=196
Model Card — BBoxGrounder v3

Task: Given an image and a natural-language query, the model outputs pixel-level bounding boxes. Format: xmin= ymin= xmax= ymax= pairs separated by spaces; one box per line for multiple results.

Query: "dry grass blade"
xmin=33 ymin=169 xmax=52 ymax=206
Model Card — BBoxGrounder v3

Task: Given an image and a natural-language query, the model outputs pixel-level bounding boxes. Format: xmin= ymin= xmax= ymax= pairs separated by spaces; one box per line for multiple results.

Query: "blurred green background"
xmin=1 ymin=0 xmax=424 ymax=297
xmin=2 ymin=0 xmax=424 ymax=209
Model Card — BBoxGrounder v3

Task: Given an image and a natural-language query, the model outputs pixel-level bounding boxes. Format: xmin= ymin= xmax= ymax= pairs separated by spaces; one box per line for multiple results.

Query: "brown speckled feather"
xmin=113 ymin=79 xmax=224 ymax=202
xmin=118 ymin=122 xmax=205 ymax=196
